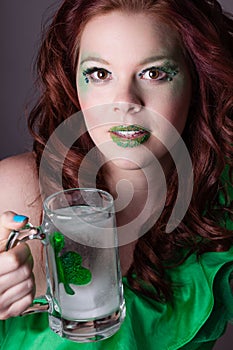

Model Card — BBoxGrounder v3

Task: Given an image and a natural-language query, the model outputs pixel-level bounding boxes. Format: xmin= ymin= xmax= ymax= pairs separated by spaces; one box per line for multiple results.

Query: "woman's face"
xmin=76 ymin=11 xmax=192 ymax=170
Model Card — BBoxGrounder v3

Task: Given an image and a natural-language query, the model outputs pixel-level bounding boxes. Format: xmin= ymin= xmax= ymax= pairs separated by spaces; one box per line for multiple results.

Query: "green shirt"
xmin=1 ymin=247 xmax=233 ymax=350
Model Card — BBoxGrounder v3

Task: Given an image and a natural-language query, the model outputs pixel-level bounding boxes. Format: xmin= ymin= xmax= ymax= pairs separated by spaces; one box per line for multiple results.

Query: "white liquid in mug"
xmin=50 ymin=206 xmax=121 ymax=321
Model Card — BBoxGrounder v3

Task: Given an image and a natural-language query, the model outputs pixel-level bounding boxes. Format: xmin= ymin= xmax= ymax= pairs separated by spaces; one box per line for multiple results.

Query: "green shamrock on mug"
xmin=51 ymin=231 xmax=92 ymax=295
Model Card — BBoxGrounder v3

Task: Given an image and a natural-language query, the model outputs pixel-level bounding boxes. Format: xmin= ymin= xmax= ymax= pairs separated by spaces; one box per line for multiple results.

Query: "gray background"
xmin=0 ymin=0 xmax=233 ymax=348
xmin=0 ymin=0 xmax=62 ymax=160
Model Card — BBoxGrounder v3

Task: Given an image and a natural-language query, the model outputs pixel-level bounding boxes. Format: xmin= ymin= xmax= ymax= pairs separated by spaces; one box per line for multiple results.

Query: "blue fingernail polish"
xmin=13 ymin=215 xmax=28 ymax=223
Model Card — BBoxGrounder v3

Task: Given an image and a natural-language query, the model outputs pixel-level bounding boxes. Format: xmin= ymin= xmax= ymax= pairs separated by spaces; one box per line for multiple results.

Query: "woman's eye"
xmin=139 ymin=68 xmax=167 ymax=81
xmin=83 ymin=67 xmax=112 ymax=83
xmin=95 ymin=69 xmax=109 ymax=80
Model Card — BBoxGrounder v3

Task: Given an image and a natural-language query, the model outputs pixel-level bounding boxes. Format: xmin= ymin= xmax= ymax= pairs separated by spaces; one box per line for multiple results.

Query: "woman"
xmin=0 ymin=0 xmax=232 ymax=349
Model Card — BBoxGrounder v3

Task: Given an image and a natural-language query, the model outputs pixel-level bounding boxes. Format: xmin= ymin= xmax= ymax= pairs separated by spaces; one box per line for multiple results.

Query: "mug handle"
xmin=5 ymin=224 xmax=50 ymax=315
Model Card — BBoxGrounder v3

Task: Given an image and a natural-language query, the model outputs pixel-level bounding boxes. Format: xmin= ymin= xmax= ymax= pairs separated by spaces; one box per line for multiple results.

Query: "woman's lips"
xmin=109 ymin=125 xmax=150 ymax=148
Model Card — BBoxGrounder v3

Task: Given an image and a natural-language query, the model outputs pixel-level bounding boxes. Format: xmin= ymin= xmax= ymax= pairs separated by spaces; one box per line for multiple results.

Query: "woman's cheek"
xmin=77 ymin=82 xmax=107 ymax=110
xmin=149 ymin=77 xmax=191 ymax=132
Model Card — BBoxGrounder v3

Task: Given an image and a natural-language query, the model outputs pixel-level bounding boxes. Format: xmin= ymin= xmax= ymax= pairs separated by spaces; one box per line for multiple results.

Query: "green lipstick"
xmin=109 ymin=125 xmax=150 ymax=148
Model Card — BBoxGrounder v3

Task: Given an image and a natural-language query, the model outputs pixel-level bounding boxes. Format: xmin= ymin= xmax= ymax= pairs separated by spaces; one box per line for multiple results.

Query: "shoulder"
xmin=0 ymin=151 xmax=36 ymax=173
xmin=0 ymin=152 xmax=42 ymax=224
xmin=0 ymin=152 xmax=38 ymax=190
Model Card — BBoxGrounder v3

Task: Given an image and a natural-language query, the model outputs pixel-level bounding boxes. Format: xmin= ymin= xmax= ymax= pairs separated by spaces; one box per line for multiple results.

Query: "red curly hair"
xmin=28 ymin=0 xmax=233 ymax=301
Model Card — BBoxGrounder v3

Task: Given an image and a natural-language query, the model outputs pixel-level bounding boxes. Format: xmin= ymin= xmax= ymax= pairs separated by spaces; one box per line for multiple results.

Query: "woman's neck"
xmin=104 ymin=159 xmax=170 ymax=276
xmin=104 ymin=160 xmax=169 ymax=245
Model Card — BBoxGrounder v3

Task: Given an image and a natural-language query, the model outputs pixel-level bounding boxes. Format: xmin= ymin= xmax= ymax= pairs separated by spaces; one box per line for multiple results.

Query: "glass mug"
xmin=6 ymin=188 xmax=126 ymax=342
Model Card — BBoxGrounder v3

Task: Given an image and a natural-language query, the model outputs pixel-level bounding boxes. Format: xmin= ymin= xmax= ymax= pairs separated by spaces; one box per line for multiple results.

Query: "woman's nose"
xmin=113 ymin=102 xmax=142 ymax=115
xmin=112 ymin=81 xmax=143 ymax=115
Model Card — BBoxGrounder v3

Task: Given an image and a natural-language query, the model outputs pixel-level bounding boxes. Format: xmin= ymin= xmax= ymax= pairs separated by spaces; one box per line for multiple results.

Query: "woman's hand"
xmin=0 ymin=212 xmax=35 ymax=319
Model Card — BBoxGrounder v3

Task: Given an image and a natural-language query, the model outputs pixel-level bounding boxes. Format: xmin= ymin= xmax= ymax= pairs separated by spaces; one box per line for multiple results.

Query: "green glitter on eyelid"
xmin=161 ymin=62 xmax=179 ymax=74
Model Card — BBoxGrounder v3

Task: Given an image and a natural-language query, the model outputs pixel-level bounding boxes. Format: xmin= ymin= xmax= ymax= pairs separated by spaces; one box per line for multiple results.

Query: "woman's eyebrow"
xmin=138 ymin=55 xmax=173 ymax=66
xmin=80 ymin=56 xmax=110 ymax=65
xmin=79 ymin=55 xmax=175 ymax=67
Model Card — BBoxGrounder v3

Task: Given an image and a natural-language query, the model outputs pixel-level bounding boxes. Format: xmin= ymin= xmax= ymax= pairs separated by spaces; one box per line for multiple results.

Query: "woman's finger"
xmin=0 ymin=211 xmax=28 ymax=251
xmin=0 ymin=292 xmax=35 ymax=320
xmin=0 ymin=243 xmax=32 ymax=277
xmin=0 ymin=244 xmax=33 ymax=294
xmin=0 ymin=273 xmax=35 ymax=310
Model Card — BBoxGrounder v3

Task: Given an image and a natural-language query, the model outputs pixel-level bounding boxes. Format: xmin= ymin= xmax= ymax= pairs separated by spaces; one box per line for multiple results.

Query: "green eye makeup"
xmin=81 ymin=62 xmax=179 ymax=85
